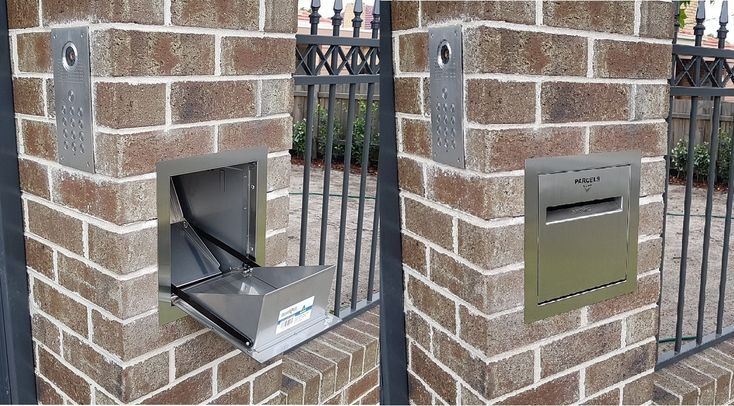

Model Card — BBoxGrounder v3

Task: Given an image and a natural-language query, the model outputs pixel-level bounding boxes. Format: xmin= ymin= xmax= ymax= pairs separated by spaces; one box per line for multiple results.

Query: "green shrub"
xmin=671 ymin=128 xmax=734 ymax=184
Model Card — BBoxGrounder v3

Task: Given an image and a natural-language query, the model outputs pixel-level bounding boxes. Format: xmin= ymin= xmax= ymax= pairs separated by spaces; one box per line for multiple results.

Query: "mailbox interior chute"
xmin=157 ymin=148 xmax=339 ymax=362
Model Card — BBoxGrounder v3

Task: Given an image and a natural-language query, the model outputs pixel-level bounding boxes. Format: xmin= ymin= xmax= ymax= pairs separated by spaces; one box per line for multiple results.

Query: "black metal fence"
xmin=659 ymin=0 xmax=734 ymax=366
xmin=293 ymin=0 xmax=380 ymax=319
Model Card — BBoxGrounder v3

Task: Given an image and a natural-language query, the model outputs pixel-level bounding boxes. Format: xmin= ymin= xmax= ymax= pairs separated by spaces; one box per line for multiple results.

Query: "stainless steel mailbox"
xmin=524 ymin=152 xmax=641 ymax=322
xmin=157 ymin=147 xmax=339 ymax=362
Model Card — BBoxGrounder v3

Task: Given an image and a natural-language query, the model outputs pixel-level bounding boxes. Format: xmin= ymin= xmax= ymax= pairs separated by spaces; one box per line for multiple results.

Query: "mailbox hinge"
xmin=189 ymin=222 xmax=259 ymax=273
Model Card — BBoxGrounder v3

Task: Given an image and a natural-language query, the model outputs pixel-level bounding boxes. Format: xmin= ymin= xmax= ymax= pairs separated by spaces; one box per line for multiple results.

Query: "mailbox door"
xmin=536 ymin=165 xmax=632 ymax=303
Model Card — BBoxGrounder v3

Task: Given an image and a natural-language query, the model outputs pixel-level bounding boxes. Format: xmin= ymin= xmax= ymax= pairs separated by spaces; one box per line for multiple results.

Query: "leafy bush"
xmin=672 ymin=128 xmax=734 ymax=184
xmin=291 ymin=100 xmax=380 ymax=168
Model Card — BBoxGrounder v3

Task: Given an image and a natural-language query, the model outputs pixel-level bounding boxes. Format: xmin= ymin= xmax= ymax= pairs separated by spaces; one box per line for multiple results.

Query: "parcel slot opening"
xmin=546 ymin=196 xmax=623 ymax=224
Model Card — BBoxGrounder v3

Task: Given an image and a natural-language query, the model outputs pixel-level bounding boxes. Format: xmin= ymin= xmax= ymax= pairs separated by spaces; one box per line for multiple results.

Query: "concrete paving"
xmin=288 ymin=164 xmax=380 ymax=311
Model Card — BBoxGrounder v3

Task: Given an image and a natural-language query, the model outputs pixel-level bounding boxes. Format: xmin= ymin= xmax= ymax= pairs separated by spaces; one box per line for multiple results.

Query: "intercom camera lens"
xmin=439 ymin=42 xmax=451 ymax=66
xmin=62 ymin=43 xmax=77 ymax=70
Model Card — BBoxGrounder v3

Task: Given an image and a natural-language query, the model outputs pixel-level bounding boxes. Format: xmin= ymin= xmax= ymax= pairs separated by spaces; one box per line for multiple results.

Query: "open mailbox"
xmin=524 ymin=151 xmax=641 ymax=322
xmin=157 ymin=147 xmax=339 ymax=362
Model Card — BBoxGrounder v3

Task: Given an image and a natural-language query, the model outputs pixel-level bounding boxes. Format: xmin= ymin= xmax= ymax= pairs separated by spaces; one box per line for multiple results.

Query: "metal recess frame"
xmin=156 ymin=147 xmax=268 ymax=324
xmin=524 ymin=151 xmax=641 ymax=323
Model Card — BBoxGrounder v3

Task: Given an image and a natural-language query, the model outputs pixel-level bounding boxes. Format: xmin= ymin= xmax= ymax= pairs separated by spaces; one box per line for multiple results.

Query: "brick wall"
xmin=9 ymin=0 xmax=378 ymax=404
xmin=393 ymin=1 xmax=673 ymax=404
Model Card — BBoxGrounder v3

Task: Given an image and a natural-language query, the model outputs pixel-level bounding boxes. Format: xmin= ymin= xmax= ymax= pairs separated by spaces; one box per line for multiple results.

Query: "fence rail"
xmin=293 ymin=0 xmax=381 ymax=318
xmin=659 ymin=0 xmax=734 ymax=367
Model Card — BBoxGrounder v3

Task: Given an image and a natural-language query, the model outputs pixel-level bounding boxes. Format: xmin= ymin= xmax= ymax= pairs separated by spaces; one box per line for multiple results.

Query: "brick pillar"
xmin=394 ymin=1 xmax=673 ymax=404
xmin=10 ymin=0 xmax=296 ymax=403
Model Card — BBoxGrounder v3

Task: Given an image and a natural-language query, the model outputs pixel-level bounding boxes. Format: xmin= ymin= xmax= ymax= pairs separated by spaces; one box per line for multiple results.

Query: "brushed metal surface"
xmin=524 ymin=151 xmax=641 ymax=322
xmin=429 ymin=25 xmax=465 ymax=168
xmin=157 ymin=148 xmax=268 ymax=324
xmin=51 ymin=27 xmax=94 ymax=172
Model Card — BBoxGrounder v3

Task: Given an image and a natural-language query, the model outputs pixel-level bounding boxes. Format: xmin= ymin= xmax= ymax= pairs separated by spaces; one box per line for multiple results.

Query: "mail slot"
xmin=157 ymin=147 xmax=339 ymax=362
xmin=524 ymin=151 xmax=641 ymax=322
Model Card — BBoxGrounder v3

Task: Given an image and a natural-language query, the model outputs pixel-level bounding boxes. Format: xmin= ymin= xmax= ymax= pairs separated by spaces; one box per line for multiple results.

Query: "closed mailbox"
xmin=525 ymin=152 xmax=641 ymax=322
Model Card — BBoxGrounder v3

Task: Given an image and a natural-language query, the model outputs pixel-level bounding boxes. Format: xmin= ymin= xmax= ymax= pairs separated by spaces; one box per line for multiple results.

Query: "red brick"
xmin=410 ymin=343 xmax=456 ymax=403
xmin=92 ymin=30 xmax=215 ymax=76
xmin=58 ymin=254 xmax=156 ymax=318
xmin=667 ymin=363 xmax=716 ymax=404
xmin=221 ymin=37 xmax=296 ymax=75
xmin=394 ymin=77 xmax=421 ymax=115
xmin=626 ymin=307 xmax=659 ymax=345
xmin=542 ymin=82 xmax=630 ymax=123
xmin=37 ymin=347 xmax=91 ymax=404
xmin=585 ymin=342 xmax=657 ymax=395
xmin=253 ymin=364 xmax=283 ymax=403
xmin=211 ymin=382 xmax=251 ymax=404
xmin=421 ymin=1 xmax=535 ymax=25
xmin=543 ymin=1 xmax=634 ymax=35
xmin=408 ymin=372 xmax=433 ymax=405
xmin=428 ymin=167 xmax=523 ymax=220
xmin=261 ymin=79 xmax=293 ymax=116
xmin=400 ymin=118 xmax=430 ymax=158
xmin=174 ymin=331 xmax=234 ymax=377
xmin=25 ymin=237 xmax=53 ymax=278
xmin=392 ymin=1 xmax=419 ymax=30
xmin=320 ymin=332 xmax=365 ymax=380
xmin=142 ymin=369 xmax=212 ymax=404
xmin=403 ymin=197 xmax=453 ymax=250
xmin=398 ymin=32 xmax=428 ymax=73
xmin=635 ymin=85 xmax=670 ymax=121
xmin=639 ymin=201 xmax=664 ymax=237
xmin=22 ymin=120 xmax=57 ymax=161
xmin=433 ymin=329 xmax=533 ymax=399
xmin=583 ymin=388 xmax=620 ymax=405
xmin=88 ymin=225 xmax=156 ymax=275
xmin=95 ymin=127 xmax=215 ymax=177
xmin=465 ymin=27 xmax=586 ymax=76
xmin=13 ymin=78 xmax=44 ymax=116
xmin=218 ymin=117 xmax=291 ymax=153
xmin=467 ymin=80 xmax=536 ymax=124
xmin=653 ymin=370 xmax=698 ymax=405
xmin=216 ymin=352 xmax=269 ymax=390
xmin=594 ymin=40 xmax=671 ymax=79
xmin=264 ymin=0 xmax=297 ymax=33
xmin=397 ymin=156 xmax=424 ymax=196
xmin=62 ymin=332 xmax=168 ymax=402
xmin=32 ymin=278 xmax=88 ymax=336
xmin=540 ymin=322 xmax=622 ymax=377
xmin=402 ymin=232 xmax=427 ymax=275
xmin=431 ymin=250 xmax=523 ymax=314
xmin=42 ymin=0 xmax=164 ymax=24
xmin=266 ymin=195 xmax=289 ymax=231
xmin=459 ymin=306 xmax=581 ymax=358
xmin=282 ymin=375 xmax=304 ymax=405
xmin=171 ymin=0 xmax=258 ymax=29
xmin=171 ymin=81 xmax=256 ymax=124
xmin=407 ymin=275 xmax=455 ymax=332
xmin=405 ymin=310 xmax=431 ymax=350
xmin=642 ymin=160 xmax=666 ymax=197
xmin=16 ymin=32 xmax=51 ymax=73
xmin=623 ymin=373 xmax=655 ymax=405
xmin=31 ymin=313 xmax=61 ymax=354
xmin=466 ymin=127 xmax=585 ymax=173
xmin=302 ymin=340 xmax=351 ymax=391
xmin=286 ymin=348 xmax=337 ymax=400
xmin=26 ymin=200 xmax=84 ymax=255
xmin=283 ymin=359 xmax=320 ymax=405
xmin=589 ymin=123 xmax=667 ymax=157
xmin=329 ymin=325 xmax=379 ymax=370
xmin=95 ymin=83 xmax=166 ymax=129
xmin=500 ymin=372 xmax=580 ymax=405
xmin=588 ymin=272 xmax=660 ymax=322
xmin=51 ymin=170 xmax=156 ymax=225
xmin=18 ymin=158 xmax=49 ymax=199
xmin=640 ymin=1 xmax=677 ymax=39
xmin=7 ymin=0 xmax=38 ymax=28
xmin=457 ymin=220 xmax=523 ymax=270
xmin=92 ymin=310 xmax=203 ymax=361
xmin=36 ymin=376 xmax=63 ymax=405
xmin=345 ymin=367 xmax=379 ymax=403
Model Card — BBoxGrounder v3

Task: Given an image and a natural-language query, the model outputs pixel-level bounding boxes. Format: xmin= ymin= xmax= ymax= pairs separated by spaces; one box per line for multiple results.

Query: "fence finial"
xmin=694 ymin=0 xmax=706 ymax=46
xmin=332 ymin=0 xmax=343 ymax=31
xmin=372 ymin=0 xmax=380 ymax=32
xmin=720 ymin=0 xmax=729 ymax=42
xmin=351 ymin=0 xmax=363 ymax=36
xmin=309 ymin=0 xmax=322 ymax=34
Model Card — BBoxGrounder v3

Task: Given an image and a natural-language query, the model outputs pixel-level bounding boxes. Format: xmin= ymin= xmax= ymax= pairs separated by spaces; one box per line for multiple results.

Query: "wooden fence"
xmin=671 ymin=98 xmax=734 ymax=146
